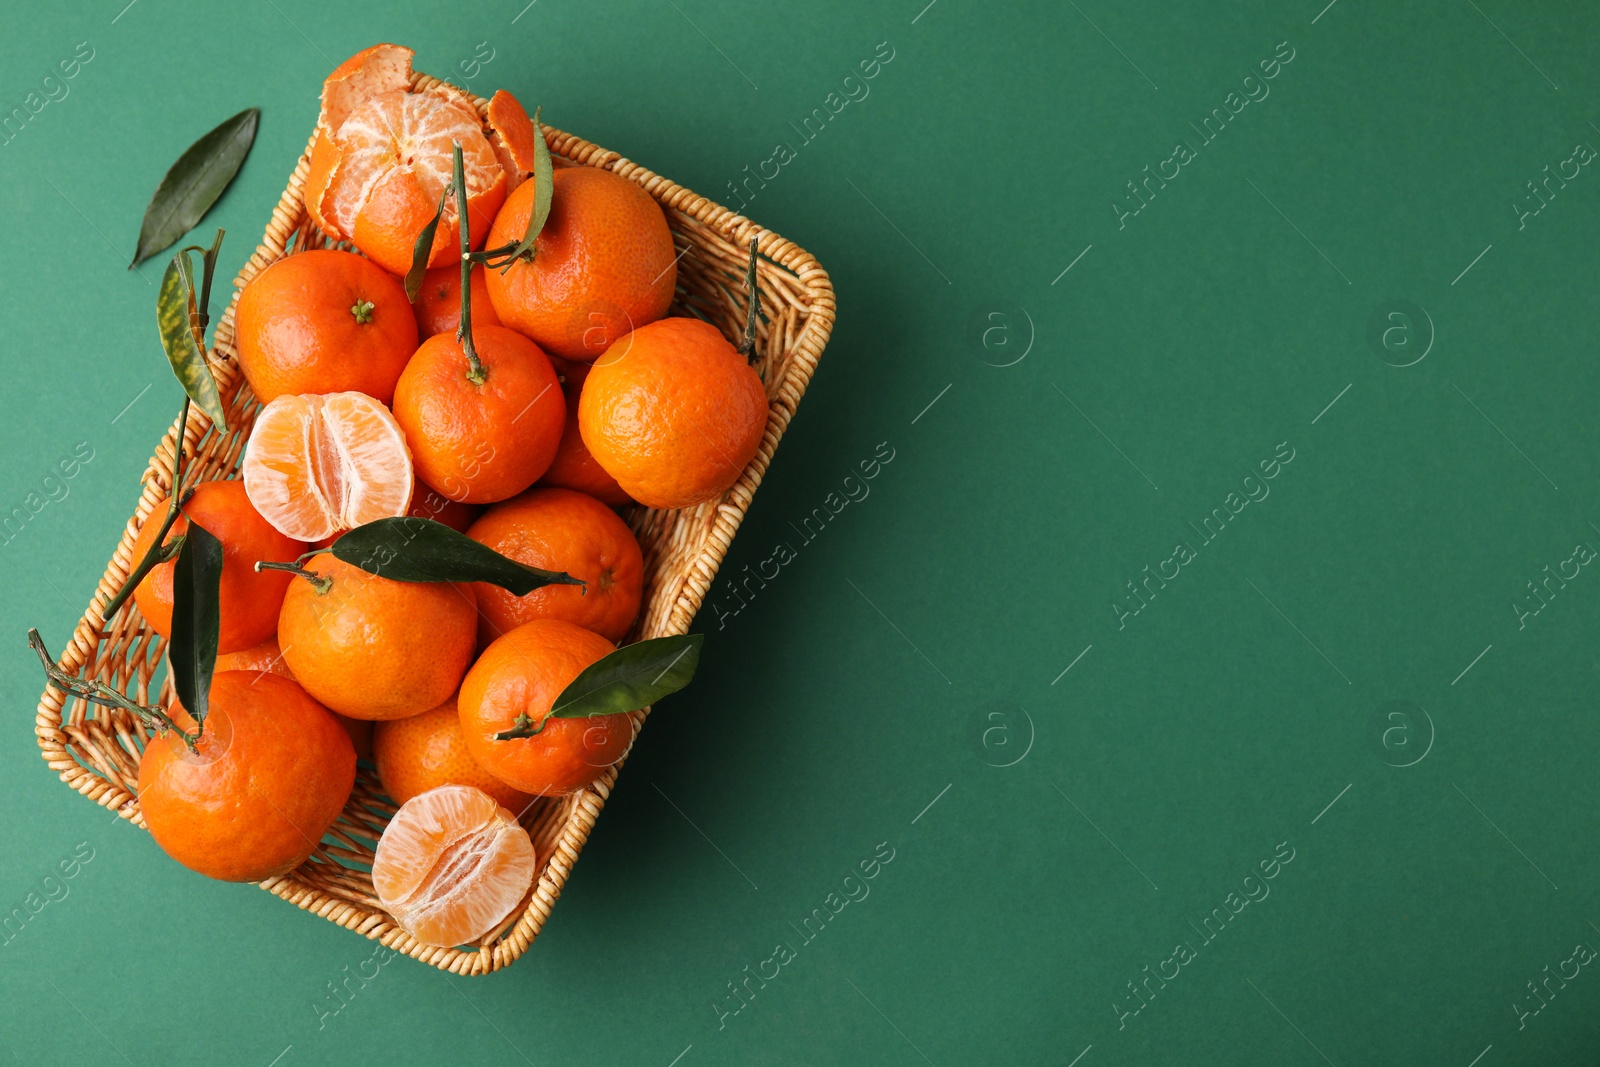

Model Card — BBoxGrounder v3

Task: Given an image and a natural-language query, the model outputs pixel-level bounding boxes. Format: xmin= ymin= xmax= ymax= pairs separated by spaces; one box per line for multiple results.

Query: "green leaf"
xmin=497 ymin=106 xmax=554 ymax=267
xmin=130 ymin=108 xmax=258 ymax=269
xmin=552 ymin=634 xmax=704 ymax=718
xmin=158 ymin=252 xmax=228 ymax=431
xmin=169 ymin=521 xmax=223 ymax=729
xmin=404 ymin=187 xmax=449 ymax=303
xmin=330 ymin=517 xmax=584 ymax=595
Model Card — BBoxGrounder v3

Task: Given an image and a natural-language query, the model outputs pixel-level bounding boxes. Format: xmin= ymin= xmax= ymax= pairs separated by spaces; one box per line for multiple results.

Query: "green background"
xmin=3 ymin=0 xmax=1599 ymax=1063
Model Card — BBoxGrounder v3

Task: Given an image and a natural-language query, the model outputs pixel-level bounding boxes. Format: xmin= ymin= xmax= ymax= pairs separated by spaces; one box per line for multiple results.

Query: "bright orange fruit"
xmin=535 ymin=358 xmax=633 ymax=506
xmin=236 ymin=249 xmax=418 ymax=406
xmin=578 ymin=317 xmax=768 ymax=509
xmin=137 ymin=671 xmax=355 ymax=882
xmin=127 ymin=480 xmax=305 ymax=655
xmin=466 ymin=488 xmax=643 ymax=644
xmin=374 ymin=696 xmax=534 ymax=812
xmin=413 ymin=264 xmax=501 ymax=339
xmin=391 ymin=324 xmax=565 ymax=504
xmin=372 ymin=784 xmax=538 ymax=947
xmin=213 ymin=636 xmax=373 ymax=760
xmin=457 ymin=619 xmax=632 ymax=796
xmin=483 ymin=166 xmax=677 ymax=362
xmin=305 ymin=44 xmax=537 ymax=276
xmin=277 ymin=553 xmax=478 ymax=721
xmin=242 ymin=391 xmax=414 ymax=542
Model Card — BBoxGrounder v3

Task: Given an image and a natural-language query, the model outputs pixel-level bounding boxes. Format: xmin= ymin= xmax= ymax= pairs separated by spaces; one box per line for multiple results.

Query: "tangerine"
xmin=127 ymin=480 xmax=304 ymax=655
xmin=371 ymin=783 xmax=537 ymax=947
xmin=457 ymin=618 xmax=632 ymax=796
xmin=391 ymin=324 xmax=565 ymax=504
xmin=242 ymin=391 xmax=414 ymax=542
xmin=137 ymin=670 xmax=355 ymax=882
xmin=236 ymin=249 xmax=418 ymax=406
xmin=578 ymin=317 xmax=768 ymax=509
xmin=374 ymin=696 xmax=534 ymax=812
xmin=466 ymin=488 xmax=642 ymax=644
xmin=535 ymin=358 xmax=632 ymax=506
xmin=483 ymin=166 xmax=677 ymax=361
xmin=306 ymin=45 xmax=536 ymax=276
xmin=413 ymin=264 xmax=501 ymax=339
xmin=277 ymin=553 xmax=477 ymax=721
xmin=213 ymin=636 xmax=373 ymax=760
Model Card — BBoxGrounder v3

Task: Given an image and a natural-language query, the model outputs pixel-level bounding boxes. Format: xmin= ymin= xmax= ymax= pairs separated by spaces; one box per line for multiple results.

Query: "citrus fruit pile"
xmin=97 ymin=44 xmax=751 ymax=949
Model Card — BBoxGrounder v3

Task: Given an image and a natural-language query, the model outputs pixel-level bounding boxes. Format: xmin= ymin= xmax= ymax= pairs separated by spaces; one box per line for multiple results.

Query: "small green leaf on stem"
xmin=482 ymin=106 xmax=553 ymax=272
xmin=158 ymin=252 xmax=228 ymax=431
xmin=491 ymin=634 xmax=703 ymax=740
xmin=131 ymin=108 xmax=258 ymax=268
xmin=404 ymin=187 xmax=449 ymax=303
xmin=330 ymin=517 xmax=584 ymax=596
xmin=737 ymin=235 xmax=761 ymax=360
xmin=169 ymin=521 xmax=223 ymax=729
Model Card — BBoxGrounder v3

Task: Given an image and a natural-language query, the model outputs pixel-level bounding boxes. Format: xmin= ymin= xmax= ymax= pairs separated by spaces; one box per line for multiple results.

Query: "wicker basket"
xmin=33 ymin=72 xmax=834 ymax=974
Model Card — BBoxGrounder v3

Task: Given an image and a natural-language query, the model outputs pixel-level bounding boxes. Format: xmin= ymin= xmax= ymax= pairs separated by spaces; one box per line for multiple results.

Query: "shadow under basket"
xmin=33 ymin=73 xmax=834 ymax=975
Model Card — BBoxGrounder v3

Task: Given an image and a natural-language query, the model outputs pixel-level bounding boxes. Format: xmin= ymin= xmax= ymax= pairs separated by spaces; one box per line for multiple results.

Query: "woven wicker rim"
xmin=33 ymin=72 xmax=834 ymax=974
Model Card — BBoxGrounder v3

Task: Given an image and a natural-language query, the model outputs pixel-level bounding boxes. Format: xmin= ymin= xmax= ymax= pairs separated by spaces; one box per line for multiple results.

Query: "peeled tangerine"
xmin=372 ymin=784 xmax=537 ymax=947
xmin=242 ymin=391 xmax=414 ymax=542
xmin=305 ymin=43 xmax=539 ymax=276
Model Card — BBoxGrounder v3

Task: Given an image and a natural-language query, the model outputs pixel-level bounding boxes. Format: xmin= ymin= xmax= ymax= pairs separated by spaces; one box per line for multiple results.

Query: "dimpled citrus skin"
xmin=535 ymin=358 xmax=632 ymax=506
xmin=235 ymin=250 xmax=418 ymax=406
xmin=578 ymin=317 xmax=768 ymax=509
xmin=374 ymin=697 xmax=535 ymax=812
xmin=391 ymin=324 xmax=565 ymax=504
xmin=414 ymin=264 xmax=502 ymax=339
xmin=212 ymin=637 xmax=374 ymax=761
xmin=137 ymin=671 xmax=355 ymax=882
xmin=128 ymin=480 xmax=305 ymax=655
xmin=466 ymin=488 xmax=643 ymax=645
xmin=277 ymin=553 xmax=478 ymax=721
xmin=483 ymin=167 xmax=677 ymax=362
xmin=457 ymin=619 xmax=632 ymax=796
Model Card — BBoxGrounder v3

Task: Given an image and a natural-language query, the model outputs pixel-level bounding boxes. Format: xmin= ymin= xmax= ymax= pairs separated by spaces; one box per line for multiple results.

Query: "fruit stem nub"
xmin=350 ymin=299 xmax=375 ymax=324
xmin=255 ymin=559 xmax=334 ymax=596
xmin=493 ymin=712 xmax=550 ymax=741
xmin=30 ymin=628 xmax=200 ymax=752
xmin=452 ymin=141 xmax=487 ymax=386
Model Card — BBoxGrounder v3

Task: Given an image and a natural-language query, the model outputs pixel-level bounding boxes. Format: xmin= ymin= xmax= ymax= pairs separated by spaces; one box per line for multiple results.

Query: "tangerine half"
xmin=371 ymin=784 xmax=537 ymax=947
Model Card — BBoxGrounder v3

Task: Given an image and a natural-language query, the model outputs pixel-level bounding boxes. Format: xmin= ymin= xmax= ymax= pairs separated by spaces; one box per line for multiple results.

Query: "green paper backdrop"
xmin=3 ymin=1 xmax=1600 ymax=1064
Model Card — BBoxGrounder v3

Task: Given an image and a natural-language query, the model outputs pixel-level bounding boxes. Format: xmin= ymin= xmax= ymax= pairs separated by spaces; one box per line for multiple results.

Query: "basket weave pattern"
xmin=32 ymin=74 xmax=834 ymax=974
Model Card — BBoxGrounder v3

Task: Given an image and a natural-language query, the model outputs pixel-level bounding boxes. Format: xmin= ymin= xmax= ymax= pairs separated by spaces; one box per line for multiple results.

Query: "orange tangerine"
xmin=371 ymin=784 xmax=537 ymax=947
xmin=374 ymin=696 xmax=534 ymax=812
xmin=242 ymin=391 xmax=414 ymax=542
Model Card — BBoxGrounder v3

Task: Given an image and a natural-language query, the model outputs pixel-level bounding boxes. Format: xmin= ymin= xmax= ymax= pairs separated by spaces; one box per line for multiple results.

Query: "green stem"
xmin=30 ymin=629 xmax=199 ymax=753
xmin=254 ymin=559 xmax=334 ymax=595
xmin=493 ymin=712 xmax=550 ymax=741
xmin=101 ymin=397 xmax=193 ymax=621
xmin=452 ymin=141 xmax=487 ymax=386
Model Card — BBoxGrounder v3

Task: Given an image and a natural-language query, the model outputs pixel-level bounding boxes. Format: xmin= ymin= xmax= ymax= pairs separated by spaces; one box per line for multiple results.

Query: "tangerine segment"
xmin=243 ymin=391 xmax=414 ymax=542
xmin=374 ymin=697 xmax=535 ymax=812
xmin=137 ymin=671 xmax=356 ymax=883
xmin=372 ymin=784 xmax=537 ymax=947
